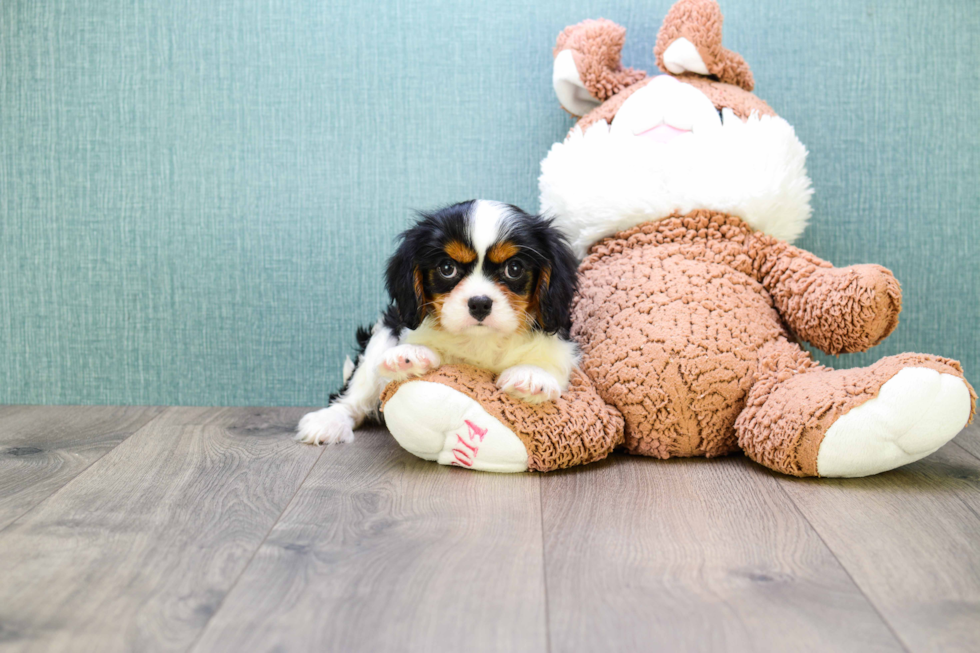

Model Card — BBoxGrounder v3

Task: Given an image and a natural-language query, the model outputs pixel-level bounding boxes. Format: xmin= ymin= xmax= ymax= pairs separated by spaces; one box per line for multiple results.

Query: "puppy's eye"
xmin=438 ymin=260 xmax=458 ymax=279
xmin=503 ymin=259 xmax=525 ymax=280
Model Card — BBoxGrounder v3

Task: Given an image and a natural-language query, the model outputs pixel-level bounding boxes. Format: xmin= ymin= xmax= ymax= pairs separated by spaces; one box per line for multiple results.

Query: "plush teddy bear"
xmin=379 ymin=0 xmax=975 ymax=477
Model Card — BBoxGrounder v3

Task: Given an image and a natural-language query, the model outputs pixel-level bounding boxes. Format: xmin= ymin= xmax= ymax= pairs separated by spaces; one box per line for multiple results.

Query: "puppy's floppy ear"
xmin=533 ymin=218 xmax=579 ymax=335
xmin=385 ymin=232 xmax=426 ymax=329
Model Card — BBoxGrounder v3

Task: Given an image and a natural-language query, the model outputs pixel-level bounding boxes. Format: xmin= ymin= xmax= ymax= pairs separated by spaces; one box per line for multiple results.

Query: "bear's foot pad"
xmin=383 ymin=381 xmax=530 ymax=473
xmin=817 ymin=367 xmax=972 ymax=477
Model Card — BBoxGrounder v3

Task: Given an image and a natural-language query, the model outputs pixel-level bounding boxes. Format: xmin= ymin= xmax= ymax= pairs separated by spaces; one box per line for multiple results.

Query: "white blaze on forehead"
xmin=432 ymin=200 xmax=521 ymax=335
xmin=468 ymin=199 xmax=512 ymax=265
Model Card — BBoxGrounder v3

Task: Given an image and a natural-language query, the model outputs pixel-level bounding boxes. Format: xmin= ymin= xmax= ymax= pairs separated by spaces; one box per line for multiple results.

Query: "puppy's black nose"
xmin=468 ymin=295 xmax=493 ymax=321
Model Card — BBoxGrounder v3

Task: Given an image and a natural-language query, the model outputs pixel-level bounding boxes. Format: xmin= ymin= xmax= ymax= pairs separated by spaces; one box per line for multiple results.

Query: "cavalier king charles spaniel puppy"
xmin=297 ymin=199 xmax=579 ymax=445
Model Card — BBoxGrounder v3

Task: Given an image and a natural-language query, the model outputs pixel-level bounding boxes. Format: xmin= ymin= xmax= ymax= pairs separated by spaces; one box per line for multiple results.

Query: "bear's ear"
xmin=552 ymin=19 xmax=648 ymax=118
xmin=553 ymin=50 xmax=601 ymax=118
xmin=653 ymin=0 xmax=754 ymax=92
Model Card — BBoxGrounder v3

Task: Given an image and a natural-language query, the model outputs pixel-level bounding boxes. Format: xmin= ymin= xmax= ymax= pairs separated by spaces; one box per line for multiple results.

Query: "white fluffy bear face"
xmin=546 ymin=3 xmax=817 ymax=258
xmin=540 ymin=74 xmax=814 ymax=258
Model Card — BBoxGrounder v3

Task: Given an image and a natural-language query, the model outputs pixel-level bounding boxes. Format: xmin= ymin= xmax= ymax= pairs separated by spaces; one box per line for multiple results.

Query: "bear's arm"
xmin=748 ymin=235 xmax=902 ymax=355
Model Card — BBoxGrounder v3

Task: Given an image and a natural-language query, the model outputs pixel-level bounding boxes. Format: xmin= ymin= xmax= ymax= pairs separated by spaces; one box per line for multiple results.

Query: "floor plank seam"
xmin=538 ymin=475 xmax=552 ymax=653
xmin=944 ymin=471 xmax=980 ymax=524
xmin=184 ymin=442 xmax=327 ymax=653
xmin=950 ymin=440 xmax=980 ymax=464
xmin=769 ymin=475 xmax=913 ymax=653
xmin=953 ymin=493 xmax=980 ymax=524
xmin=0 ymin=406 xmax=172 ymax=537
xmin=939 ymin=441 xmax=980 ymax=523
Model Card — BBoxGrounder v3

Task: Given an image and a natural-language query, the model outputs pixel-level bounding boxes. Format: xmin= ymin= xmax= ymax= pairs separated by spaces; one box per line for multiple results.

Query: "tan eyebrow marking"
xmin=445 ymin=240 xmax=477 ymax=263
xmin=488 ymin=241 xmax=519 ymax=264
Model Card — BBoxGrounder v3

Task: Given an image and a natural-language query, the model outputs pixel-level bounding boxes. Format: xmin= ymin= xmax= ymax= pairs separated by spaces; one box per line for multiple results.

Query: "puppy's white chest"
xmin=407 ymin=328 xmax=514 ymax=374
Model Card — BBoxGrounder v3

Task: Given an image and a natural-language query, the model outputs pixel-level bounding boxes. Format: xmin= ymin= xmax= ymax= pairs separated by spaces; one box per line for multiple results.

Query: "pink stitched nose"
xmin=635 ymin=123 xmax=690 ymax=144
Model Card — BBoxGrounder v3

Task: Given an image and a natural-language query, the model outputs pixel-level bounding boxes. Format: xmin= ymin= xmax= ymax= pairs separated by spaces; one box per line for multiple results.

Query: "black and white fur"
xmin=297 ymin=199 xmax=579 ymax=446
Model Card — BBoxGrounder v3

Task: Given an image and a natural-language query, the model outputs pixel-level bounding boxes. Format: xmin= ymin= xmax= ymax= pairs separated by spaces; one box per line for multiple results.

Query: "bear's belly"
xmin=572 ymin=243 xmax=788 ymax=458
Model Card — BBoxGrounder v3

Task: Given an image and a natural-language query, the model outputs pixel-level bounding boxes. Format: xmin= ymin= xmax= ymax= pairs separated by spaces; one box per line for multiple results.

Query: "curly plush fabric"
xmin=735 ymin=345 xmax=976 ymax=476
xmin=753 ymin=242 xmax=902 ymax=354
xmin=380 ymin=365 xmax=624 ymax=472
xmin=653 ymin=0 xmax=754 ymax=91
xmin=380 ymin=0 xmax=975 ymax=478
xmin=571 ymin=211 xmax=935 ymax=463
xmin=554 ymin=19 xmax=648 ymax=106
xmin=381 ymin=210 xmax=975 ymax=476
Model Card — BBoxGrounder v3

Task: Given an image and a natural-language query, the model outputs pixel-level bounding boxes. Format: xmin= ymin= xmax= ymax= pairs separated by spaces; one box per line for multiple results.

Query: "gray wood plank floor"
xmin=0 ymin=406 xmax=977 ymax=653
xmin=0 ymin=406 xmax=165 ymax=531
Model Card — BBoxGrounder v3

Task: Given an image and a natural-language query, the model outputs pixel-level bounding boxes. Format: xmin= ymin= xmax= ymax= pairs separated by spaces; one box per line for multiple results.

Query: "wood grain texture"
xmin=0 ymin=407 xmax=321 ymax=653
xmin=2 ymin=407 xmax=979 ymax=653
xmin=191 ymin=425 xmax=547 ymax=653
xmin=777 ymin=439 xmax=980 ymax=653
xmin=951 ymin=422 xmax=980 ymax=461
xmin=0 ymin=405 xmax=165 ymax=531
xmin=540 ymin=454 xmax=904 ymax=653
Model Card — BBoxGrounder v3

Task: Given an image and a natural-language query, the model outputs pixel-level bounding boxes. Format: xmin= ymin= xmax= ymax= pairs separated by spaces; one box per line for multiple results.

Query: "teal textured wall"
xmin=1 ymin=0 xmax=977 ymax=406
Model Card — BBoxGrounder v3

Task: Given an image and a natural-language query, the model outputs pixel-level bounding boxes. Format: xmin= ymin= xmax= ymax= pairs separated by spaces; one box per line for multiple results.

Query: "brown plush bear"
xmin=379 ymin=0 xmax=975 ymax=477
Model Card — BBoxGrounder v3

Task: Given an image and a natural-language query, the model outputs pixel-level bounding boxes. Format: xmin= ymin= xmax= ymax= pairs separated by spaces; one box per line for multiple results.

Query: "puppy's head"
xmin=386 ymin=200 xmax=577 ymax=336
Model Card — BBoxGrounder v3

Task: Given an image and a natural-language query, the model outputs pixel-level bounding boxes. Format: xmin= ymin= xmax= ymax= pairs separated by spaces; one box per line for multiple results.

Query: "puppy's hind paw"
xmin=296 ymin=406 xmax=355 ymax=445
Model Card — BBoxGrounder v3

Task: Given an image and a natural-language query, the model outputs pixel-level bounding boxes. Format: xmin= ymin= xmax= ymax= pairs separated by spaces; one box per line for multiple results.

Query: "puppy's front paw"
xmin=496 ymin=366 xmax=561 ymax=404
xmin=296 ymin=406 xmax=355 ymax=445
xmin=378 ymin=345 xmax=441 ymax=381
